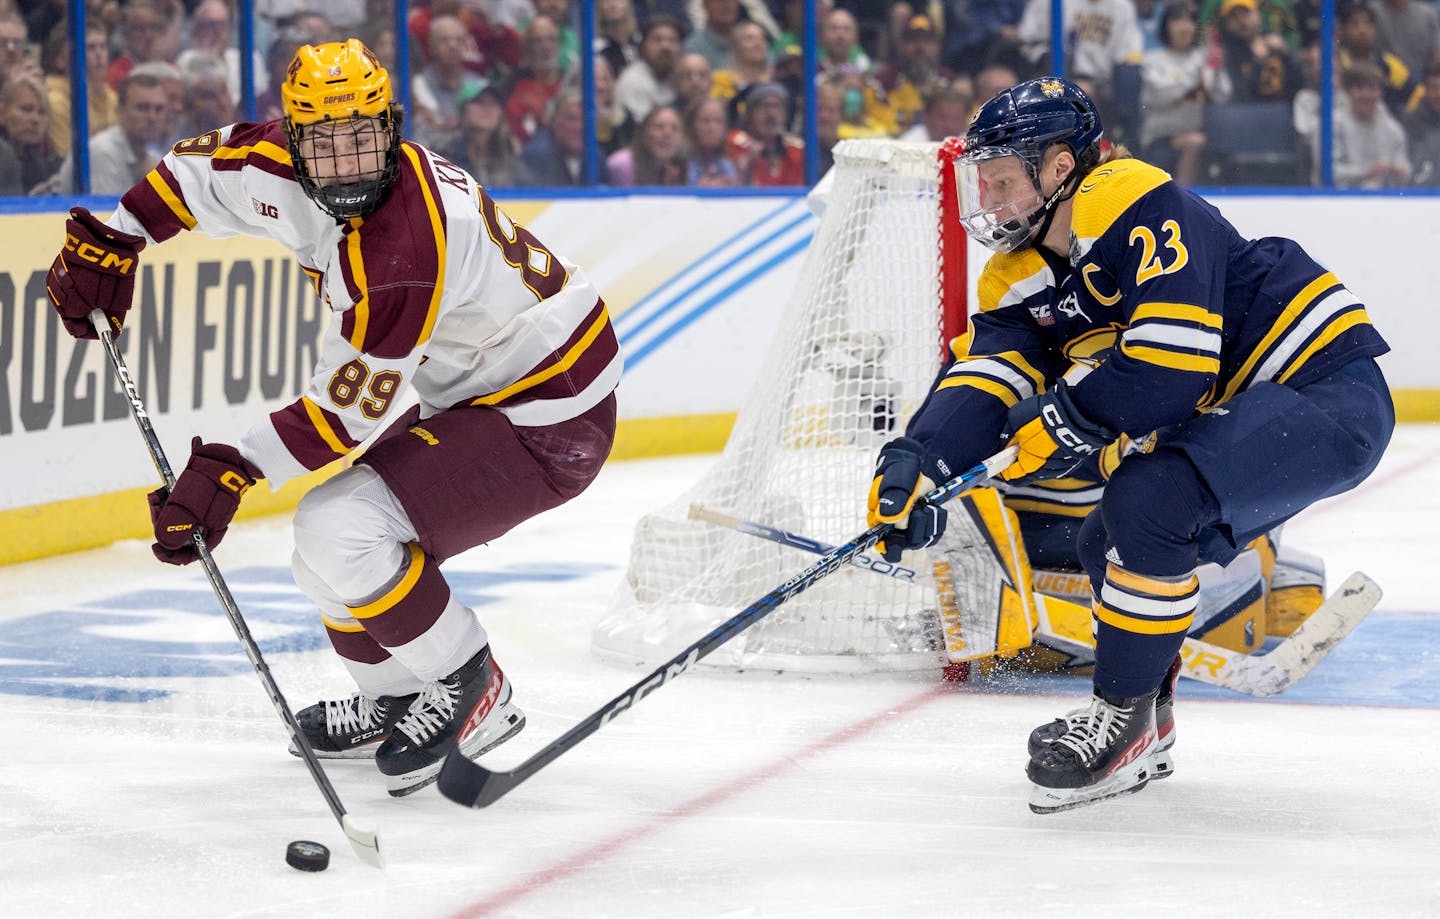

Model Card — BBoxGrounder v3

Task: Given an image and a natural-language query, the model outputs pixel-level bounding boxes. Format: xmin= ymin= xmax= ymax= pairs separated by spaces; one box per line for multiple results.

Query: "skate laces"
xmin=396 ymin=678 xmax=461 ymax=745
xmin=325 ymin=694 xmax=387 ymax=734
xmin=1055 ymin=695 xmax=1132 ymax=765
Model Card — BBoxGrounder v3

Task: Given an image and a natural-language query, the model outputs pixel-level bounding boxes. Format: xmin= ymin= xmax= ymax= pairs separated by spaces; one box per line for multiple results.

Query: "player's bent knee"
xmin=1097 ymin=450 xmax=1219 ymax=577
xmin=292 ymin=466 xmax=415 ymax=592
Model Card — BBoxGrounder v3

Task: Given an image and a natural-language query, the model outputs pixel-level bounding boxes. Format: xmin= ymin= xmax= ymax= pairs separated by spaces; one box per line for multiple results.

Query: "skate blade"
xmin=384 ymin=703 xmax=527 ymax=798
xmin=287 ymin=740 xmax=381 ymax=761
xmin=1148 ymin=749 xmax=1175 ymax=781
xmin=1028 ymin=758 xmax=1159 ymax=814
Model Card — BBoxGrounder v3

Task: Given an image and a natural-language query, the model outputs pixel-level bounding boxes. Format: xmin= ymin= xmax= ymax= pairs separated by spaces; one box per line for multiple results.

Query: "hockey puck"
xmin=286 ymin=840 xmax=330 ymax=872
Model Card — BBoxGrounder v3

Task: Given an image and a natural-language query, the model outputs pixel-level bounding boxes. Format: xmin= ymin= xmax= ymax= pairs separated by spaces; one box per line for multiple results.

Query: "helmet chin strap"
xmin=1021 ymin=163 xmax=1084 ymax=253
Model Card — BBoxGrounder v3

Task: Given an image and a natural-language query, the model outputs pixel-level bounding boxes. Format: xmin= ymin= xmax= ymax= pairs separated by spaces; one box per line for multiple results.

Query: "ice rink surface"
xmin=3 ymin=426 xmax=1439 ymax=919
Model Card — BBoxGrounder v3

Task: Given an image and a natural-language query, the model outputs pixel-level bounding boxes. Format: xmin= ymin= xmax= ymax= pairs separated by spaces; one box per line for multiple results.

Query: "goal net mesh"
xmin=593 ymin=140 xmax=965 ymax=673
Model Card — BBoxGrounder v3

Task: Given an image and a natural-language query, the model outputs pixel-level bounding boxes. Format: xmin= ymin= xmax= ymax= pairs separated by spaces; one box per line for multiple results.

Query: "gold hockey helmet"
xmin=281 ymin=39 xmax=404 ymax=219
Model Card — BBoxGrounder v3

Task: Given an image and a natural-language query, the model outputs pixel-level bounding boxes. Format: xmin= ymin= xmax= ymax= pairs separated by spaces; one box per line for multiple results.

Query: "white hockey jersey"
xmin=109 ymin=120 xmax=623 ymax=488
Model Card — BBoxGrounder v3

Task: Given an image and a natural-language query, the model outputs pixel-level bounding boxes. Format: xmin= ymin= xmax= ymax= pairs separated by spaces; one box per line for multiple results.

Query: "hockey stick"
xmin=437 ymin=446 xmax=1021 ymax=808
xmin=688 ymin=508 xmax=1381 ymax=697
xmin=686 ymin=504 xmax=918 ymax=582
xmin=90 ymin=310 xmax=383 ymax=868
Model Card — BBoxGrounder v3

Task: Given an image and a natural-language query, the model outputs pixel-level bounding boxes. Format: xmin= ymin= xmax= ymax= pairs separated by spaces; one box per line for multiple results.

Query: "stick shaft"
xmin=89 ymin=311 xmax=381 ymax=865
xmin=439 ymin=447 xmax=1017 ymax=807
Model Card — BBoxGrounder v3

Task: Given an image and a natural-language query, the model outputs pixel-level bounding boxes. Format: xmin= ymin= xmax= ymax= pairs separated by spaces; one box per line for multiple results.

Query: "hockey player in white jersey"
xmin=45 ymin=39 xmax=623 ymax=796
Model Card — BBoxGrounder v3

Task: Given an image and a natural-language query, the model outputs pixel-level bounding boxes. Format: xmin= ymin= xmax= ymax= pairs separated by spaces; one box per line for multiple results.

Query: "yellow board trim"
xmin=348 ymin=543 xmax=425 ymax=619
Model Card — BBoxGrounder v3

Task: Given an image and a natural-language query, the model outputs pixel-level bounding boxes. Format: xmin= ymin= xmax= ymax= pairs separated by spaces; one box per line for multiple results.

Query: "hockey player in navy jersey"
xmin=866 ymin=77 xmax=1393 ymax=813
xmin=45 ymin=40 xmax=622 ymax=796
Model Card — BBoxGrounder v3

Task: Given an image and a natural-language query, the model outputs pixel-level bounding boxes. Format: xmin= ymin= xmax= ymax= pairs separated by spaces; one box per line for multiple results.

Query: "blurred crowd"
xmin=2 ymin=0 xmax=1438 ymax=195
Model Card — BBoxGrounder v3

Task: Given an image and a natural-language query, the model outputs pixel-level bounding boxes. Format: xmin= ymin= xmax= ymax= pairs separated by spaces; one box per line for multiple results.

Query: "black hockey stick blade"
xmin=438 ymin=446 xmax=1019 ymax=808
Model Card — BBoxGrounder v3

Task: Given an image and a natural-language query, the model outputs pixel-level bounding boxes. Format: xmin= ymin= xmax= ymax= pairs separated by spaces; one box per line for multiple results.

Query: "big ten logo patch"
xmin=252 ymin=198 xmax=279 ymax=219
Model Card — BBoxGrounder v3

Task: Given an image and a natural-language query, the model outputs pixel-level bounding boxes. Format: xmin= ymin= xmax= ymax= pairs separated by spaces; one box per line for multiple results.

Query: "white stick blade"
xmin=342 ymin=814 xmax=384 ymax=869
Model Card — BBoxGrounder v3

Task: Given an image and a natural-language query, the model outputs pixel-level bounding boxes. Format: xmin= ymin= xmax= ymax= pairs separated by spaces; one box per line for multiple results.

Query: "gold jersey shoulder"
xmin=976 ymin=247 xmax=1050 ymax=313
xmin=1071 ymin=159 xmax=1172 ymax=252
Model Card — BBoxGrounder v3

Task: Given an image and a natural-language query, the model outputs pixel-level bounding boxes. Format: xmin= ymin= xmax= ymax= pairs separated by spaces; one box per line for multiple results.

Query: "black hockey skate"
xmin=1027 ymin=654 xmax=1180 ymax=782
xmin=1027 ymin=687 xmax=1162 ymax=814
xmin=375 ymin=646 xmax=526 ymax=797
xmin=290 ymin=692 xmax=418 ymax=760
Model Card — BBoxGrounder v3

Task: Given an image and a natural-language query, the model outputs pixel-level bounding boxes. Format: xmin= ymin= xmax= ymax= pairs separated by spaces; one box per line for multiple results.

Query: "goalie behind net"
xmin=593 ymin=140 xmax=976 ymax=673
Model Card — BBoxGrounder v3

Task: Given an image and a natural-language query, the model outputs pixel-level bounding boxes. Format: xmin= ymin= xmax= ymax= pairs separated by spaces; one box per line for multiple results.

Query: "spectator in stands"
xmin=1198 ymin=0 xmax=1301 ymax=48
xmin=942 ymin=0 xmax=1026 ymax=77
xmin=591 ymin=55 xmax=635 ymax=155
xmin=685 ymin=0 xmax=742 ymax=70
xmin=178 ymin=0 xmax=269 ymax=105
xmin=633 ymin=0 xmax=692 ymax=35
xmin=516 ymin=87 xmax=604 ymax=184
xmin=1135 ymin=0 xmax=1167 ymax=52
xmin=42 ymin=22 xmax=117 ymax=156
xmin=54 ymin=71 xmax=170 ymax=194
xmin=818 ymin=8 xmax=871 ymax=77
xmin=898 ymin=81 xmax=975 ymax=142
xmin=684 ymin=96 xmax=739 ymax=185
xmin=0 ymin=11 xmax=28 ymax=81
xmin=1141 ymin=1 xmax=1209 ymax=185
xmin=672 ymin=52 xmax=716 ymax=114
xmin=712 ymin=21 xmax=771 ymax=108
xmin=177 ymin=53 xmax=234 ymax=140
xmin=529 ymin=0 xmax=580 ymax=71
xmin=1292 ymin=35 xmax=1324 ymax=182
xmin=106 ymin=1 xmax=179 ymax=92
xmin=1206 ymin=0 xmax=1304 ymax=103
xmin=129 ymin=60 xmax=185 ymax=147
xmin=972 ymin=63 xmax=1020 ymax=117
xmin=615 ymin=13 xmax=683 ymax=123
xmin=412 ymin=15 xmax=488 ymax=151
xmin=0 ymin=73 xmax=62 ymax=195
xmin=1336 ymin=1 xmax=1421 ymax=117
xmin=726 ymin=80 xmax=804 ymax=185
xmin=1334 ymin=61 xmax=1411 ymax=187
xmin=595 ymin=0 xmax=640 ymax=79
xmin=1018 ymin=0 xmax=1143 ymax=106
xmin=506 ymin=15 xmax=566 ymax=143
xmin=815 ymin=78 xmax=841 ymax=173
xmin=1404 ymin=61 xmax=1440 ymax=185
xmin=408 ymin=1 xmax=522 ymax=82
xmin=822 ymin=67 xmax=889 ymax=140
xmin=873 ymin=14 xmax=952 ymax=137
xmin=607 ymin=101 xmax=686 ymax=184
xmin=256 ymin=30 xmax=311 ymax=122
xmin=446 ymin=82 xmax=520 ymax=187
xmin=1372 ymin=0 xmax=1440 ymax=80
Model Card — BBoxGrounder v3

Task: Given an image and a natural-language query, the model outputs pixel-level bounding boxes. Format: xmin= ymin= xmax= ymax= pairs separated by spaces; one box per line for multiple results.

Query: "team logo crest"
xmin=1039 ymin=79 xmax=1065 ymax=97
xmin=328 ymin=65 xmax=343 ymax=76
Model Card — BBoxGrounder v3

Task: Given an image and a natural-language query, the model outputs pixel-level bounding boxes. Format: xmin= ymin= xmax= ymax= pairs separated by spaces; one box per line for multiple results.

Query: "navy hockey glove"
xmin=867 ymin=437 xmax=948 ymax=563
xmin=1000 ymin=380 xmax=1116 ymax=485
xmin=148 ymin=438 xmax=263 ymax=565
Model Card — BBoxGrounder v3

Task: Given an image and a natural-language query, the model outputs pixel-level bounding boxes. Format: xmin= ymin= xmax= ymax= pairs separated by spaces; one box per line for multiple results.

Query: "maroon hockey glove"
xmin=149 ymin=438 xmax=264 ymax=565
xmin=46 ymin=206 xmax=147 ymax=340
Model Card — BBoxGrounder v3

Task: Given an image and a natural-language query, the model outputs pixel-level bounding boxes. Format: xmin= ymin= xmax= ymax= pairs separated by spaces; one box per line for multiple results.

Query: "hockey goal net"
xmin=593 ymin=139 xmax=970 ymax=673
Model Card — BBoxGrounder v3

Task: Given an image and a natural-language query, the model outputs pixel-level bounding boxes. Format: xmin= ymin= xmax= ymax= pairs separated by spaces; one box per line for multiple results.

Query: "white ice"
xmin=2 ymin=427 xmax=1439 ymax=919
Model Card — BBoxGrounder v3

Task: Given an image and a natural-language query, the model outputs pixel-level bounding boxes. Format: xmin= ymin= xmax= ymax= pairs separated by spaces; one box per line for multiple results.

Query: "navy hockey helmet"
xmin=954 ymin=77 xmax=1104 ymax=253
